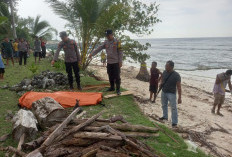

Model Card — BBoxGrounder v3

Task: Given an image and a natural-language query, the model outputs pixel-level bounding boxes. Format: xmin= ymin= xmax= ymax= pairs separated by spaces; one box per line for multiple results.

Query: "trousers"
xmin=65 ymin=61 xmax=80 ymax=87
xmin=107 ymin=63 xmax=121 ymax=90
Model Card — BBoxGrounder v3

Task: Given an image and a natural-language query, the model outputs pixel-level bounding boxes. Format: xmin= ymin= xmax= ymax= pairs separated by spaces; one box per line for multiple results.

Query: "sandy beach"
xmin=89 ymin=64 xmax=232 ymax=157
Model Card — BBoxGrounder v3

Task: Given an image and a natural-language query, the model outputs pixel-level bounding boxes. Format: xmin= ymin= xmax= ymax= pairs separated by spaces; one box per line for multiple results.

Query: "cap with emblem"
xmin=59 ymin=31 xmax=68 ymax=38
xmin=105 ymin=29 xmax=113 ymax=36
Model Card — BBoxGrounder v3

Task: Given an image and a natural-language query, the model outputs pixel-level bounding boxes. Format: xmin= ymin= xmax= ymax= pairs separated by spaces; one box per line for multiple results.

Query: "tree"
xmin=0 ymin=1 xmax=11 ymax=39
xmin=47 ymin=0 xmax=160 ymax=73
xmin=28 ymin=15 xmax=57 ymax=40
xmin=1 ymin=0 xmax=19 ymax=38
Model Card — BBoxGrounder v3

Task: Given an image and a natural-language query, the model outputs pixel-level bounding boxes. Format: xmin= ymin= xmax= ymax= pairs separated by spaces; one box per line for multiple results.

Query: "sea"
xmin=134 ymin=37 xmax=232 ymax=80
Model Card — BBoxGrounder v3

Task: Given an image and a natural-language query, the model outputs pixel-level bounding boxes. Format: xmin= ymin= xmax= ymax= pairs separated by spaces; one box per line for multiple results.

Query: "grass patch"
xmin=0 ymin=57 xmax=208 ymax=157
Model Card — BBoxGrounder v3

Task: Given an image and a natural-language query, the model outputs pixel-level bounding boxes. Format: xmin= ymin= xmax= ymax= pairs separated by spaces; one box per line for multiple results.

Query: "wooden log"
xmin=0 ymin=146 xmax=26 ymax=157
xmin=56 ymin=111 xmax=104 ymax=142
xmin=62 ymin=138 xmax=98 ymax=147
xmin=96 ymin=150 xmax=129 ymax=157
xmin=83 ymin=126 xmax=159 ymax=138
xmin=82 ymin=149 xmax=98 ymax=157
xmin=31 ymin=97 xmax=67 ymax=128
xmin=73 ymin=119 xmax=159 ymax=133
xmin=12 ymin=134 xmax=25 ymax=157
xmin=104 ymin=125 xmax=158 ymax=157
xmin=22 ymin=124 xmax=59 ymax=151
xmin=104 ymin=91 xmax=133 ymax=99
xmin=26 ymin=108 xmax=83 ymax=157
xmin=12 ymin=109 xmax=38 ymax=141
xmin=74 ymin=132 xmax=123 ymax=141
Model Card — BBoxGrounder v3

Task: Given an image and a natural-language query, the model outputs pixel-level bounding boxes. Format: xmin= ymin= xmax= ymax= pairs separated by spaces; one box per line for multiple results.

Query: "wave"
xmin=150 ymin=46 xmax=232 ymax=52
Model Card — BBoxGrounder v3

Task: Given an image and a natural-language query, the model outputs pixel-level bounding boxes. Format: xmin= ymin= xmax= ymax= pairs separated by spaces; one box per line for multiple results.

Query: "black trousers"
xmin=41 ymin=46 xmax=46 ymax=58
xmin=19 ymin=51 xmax=27 ymax=65
xmin=107 ymin=63 xmax=121 ymax=90
xmin=65 ymin=61 xmax=80 ymax=87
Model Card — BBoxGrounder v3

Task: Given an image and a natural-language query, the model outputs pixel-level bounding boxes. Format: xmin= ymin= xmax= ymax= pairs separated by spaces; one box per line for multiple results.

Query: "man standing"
xmin=212 ymin=70 xmax=232 ymax=116
xmin=34 ymin=36 xmax=42 ymax=63
xmin=51 ymin=31 xmax=82 ymax=90
xmin=159 ymin=61 xmax=182 ymax=127
xmin=89 ymin=30 xmax=123 ymax=95
xmin=2 ymin=37 xmax=14 ymax=66
xmin=18 ymin=38 xmax=28 ymax=66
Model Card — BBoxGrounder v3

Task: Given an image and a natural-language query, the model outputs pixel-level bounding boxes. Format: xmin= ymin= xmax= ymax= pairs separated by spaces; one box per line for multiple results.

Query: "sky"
xmin=17 ymin=0 xmax=232 ymax=39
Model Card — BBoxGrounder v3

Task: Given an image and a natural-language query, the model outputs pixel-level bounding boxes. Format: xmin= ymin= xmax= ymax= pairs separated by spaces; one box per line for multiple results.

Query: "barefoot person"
xmin=51 ymin=31 xmax=82 ymax=90
xmin=212 ymin=70 xmax=232 ymax=116
xmin=2 ymin=37 xmax=14 ymax=66
xmin=149 ymin=61 xmax=162 ymax=103
xmin=34 ymin=36 xmax=42 ymax=63
xmin=159 ymin=61 xmax=182 ymax=127
xmin=89 ymin=30 xmax=123 ymax=95
xmin=0 ymin=53 xmax=5 ymax=80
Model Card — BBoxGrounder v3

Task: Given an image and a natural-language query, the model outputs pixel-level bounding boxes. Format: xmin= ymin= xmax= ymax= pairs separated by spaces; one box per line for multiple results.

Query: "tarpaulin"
xmin=19 ymin=91 xmax=102 ymax=109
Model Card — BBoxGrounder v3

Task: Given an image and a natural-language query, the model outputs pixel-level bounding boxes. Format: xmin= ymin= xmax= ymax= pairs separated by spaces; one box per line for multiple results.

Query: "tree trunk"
xmin=31 ymin=97 xmax=67 ymax=129
xmin=9 ymin=0 xmax=17 ymax=39
xmin=74 ymin=132 xmax=123 ymax=141
xmin=12 ymin=109 xmax=38 ymax=141
xmin=136 ymin=62 xmax=150 ymax=82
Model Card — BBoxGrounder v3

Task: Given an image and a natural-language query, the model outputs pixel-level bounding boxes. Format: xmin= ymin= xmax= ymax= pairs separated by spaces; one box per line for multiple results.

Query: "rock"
xmin=80 ymin=74 xmax=84 ymax=77
xmin=21 ymin=79 xmax=32 ymax=86
xmin=27 ymin=85 xmax=33 ymax=91
xmin=5 ymin=110 xmax=14 ymax=121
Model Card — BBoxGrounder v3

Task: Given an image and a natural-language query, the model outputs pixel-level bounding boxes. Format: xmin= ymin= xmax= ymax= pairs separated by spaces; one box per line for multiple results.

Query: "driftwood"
xmin=153 ymin=122 xmax=179 ymax=144
xmin=0 ymin=146 xmax=26 ymax=157
xmin=12 ymin=109 xmax=38 ymax=141
xmin=104 ymin=125 xmax=158 ymax=157
xmin=73 ymin=120 xmax=158 ymax=133
xmin=31 ymin=97 xmax=67 ymax=128
xmin=56 ymin=111 xmax=104 ymax=142
xmin=12 ymin=134 xmax=25 ymax=157
xmin=26 ymin=108 xmax=84 ymax=157
xmin=104 ymin=91 xmax=133 ymax=98
xmin=74 ymin=132 xmax=123 ymax=141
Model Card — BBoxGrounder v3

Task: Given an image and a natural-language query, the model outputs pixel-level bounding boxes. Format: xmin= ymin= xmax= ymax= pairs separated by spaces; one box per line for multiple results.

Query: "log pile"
xmin=1 ymin=110 xmax=160 ymax=157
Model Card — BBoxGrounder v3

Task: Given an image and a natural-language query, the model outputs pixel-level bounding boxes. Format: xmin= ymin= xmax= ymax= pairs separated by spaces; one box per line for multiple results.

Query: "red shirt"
xmin=41 ymin=41 xmax=46 ymax=47
xmin=150 ymin=68 xmax=160 ymax=87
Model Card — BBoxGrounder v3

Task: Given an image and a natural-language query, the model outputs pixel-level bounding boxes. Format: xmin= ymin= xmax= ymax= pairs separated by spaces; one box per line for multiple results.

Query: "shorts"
xmin=6 ymin=52 xmax=13 ymax=59
xmin=14 ymin=51 xmax=19 ymax=58
xmin=149 ymin=85 xmax=158 ymax=93
xmin=34 ymin=51 xmax=42 ymax=57
xmin=0 ymin=68 xmax=5 ymax=74
xmin=214 ymin=93 xmax=225 ymax=105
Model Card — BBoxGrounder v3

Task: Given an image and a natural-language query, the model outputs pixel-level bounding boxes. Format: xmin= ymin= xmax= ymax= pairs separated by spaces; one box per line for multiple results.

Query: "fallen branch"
xmin=153 ymin=122 xmax=179 ymax=144
xmin=26 ymin=108 xmax=84 ymax=157
xmin=0 ymin=146 xmax=26 ymax=157
xmin=74 ymin=132 xmax=123 ymax=141
xmin=56 ymin=111 xmax=104 ymax=142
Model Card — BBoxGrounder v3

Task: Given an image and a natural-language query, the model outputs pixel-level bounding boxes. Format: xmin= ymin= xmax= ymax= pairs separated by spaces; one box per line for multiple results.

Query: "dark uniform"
xmin=54 ymin=34 xmax=81 ymax=89
xmin=91 ymin=30 xmax=123 ymax=94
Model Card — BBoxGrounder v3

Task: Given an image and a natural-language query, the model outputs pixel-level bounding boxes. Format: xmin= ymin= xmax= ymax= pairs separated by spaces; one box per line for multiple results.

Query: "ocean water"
xmin=137 ymin=37 xmax=232 ymax=71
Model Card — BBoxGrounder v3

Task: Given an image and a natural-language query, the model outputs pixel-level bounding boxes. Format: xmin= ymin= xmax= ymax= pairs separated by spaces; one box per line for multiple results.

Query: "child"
xmin=101 ymin=51 xmax=106 ymax=67
xmin=0 ymin=53 xmax=5 ymax=80
xmin=149 ymin=62 xmax=162 ymax=103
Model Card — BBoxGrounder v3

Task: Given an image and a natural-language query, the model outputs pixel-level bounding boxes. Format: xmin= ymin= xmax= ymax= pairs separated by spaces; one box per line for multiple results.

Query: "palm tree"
xmin=47 ymin=0 xmax=117 ymax=70
xmin=0 ymin=1 xmax=11 ymax=37
xmin=29 ymin=15 xmax=57 ymax=40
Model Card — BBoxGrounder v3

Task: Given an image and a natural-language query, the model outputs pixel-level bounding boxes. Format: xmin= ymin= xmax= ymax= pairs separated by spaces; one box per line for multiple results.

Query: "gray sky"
xmin=18 ymin=0 xmax=232 ymax=39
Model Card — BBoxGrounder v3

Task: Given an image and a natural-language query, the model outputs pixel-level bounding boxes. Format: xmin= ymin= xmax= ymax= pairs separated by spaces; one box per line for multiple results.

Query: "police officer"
xmin=51 ymin=31 xmax=82 ymax=90
xmin=89 ymin=30 xmax=123 ymax=95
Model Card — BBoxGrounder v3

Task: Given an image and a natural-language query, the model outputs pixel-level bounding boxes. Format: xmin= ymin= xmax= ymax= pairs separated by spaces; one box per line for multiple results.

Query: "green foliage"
xmin=53 ymin=60 xmax=66 ymax=70
xmin=28 ymin=63 xmax=38 ymax=74
xmin=47 ymin=0 xmax=160 ymax=70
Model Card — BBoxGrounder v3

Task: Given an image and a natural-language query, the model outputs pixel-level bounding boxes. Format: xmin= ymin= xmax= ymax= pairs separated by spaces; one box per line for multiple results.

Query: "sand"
xmin=89 ymin=64 xmax=232 ymax=157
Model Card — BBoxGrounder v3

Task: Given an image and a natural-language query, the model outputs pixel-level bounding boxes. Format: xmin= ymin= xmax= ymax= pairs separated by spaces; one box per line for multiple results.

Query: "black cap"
xmin=105 ymin=29 xmax=113 ymax=36
xmin=59 ymin=31 xmax=68 ymax=38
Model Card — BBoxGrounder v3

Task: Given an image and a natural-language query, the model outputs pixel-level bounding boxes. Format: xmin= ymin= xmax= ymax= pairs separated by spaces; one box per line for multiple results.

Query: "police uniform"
xmin=54 ymin=38 xmax=81 ymax=89
xmin=91 ymin=32 xmax=123 ymax=93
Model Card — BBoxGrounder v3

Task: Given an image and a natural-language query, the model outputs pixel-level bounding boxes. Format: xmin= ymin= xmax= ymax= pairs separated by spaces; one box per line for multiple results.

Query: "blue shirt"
xmin=0 ymin=54 xmax=5 ymax=68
